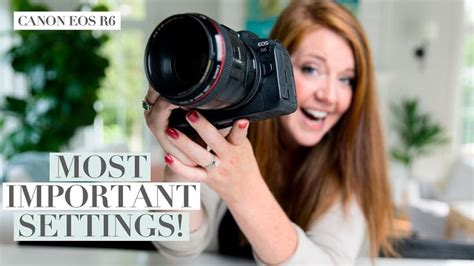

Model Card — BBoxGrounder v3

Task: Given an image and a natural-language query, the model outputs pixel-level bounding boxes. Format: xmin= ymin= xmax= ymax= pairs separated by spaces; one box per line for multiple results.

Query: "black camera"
xmin=144 ymin=13 xmax=297 ymax=130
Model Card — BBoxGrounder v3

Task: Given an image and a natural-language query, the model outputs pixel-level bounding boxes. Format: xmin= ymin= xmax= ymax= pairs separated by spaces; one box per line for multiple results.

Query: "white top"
xmin=154 ymin=183 xmax=367 ymax=265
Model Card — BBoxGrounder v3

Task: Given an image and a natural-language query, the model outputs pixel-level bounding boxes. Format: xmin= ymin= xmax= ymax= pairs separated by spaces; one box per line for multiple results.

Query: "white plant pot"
xmin=389 ymin=162 xmax=421 ymax=207
xmin=404 ymin=178 xmax=421 ymax=204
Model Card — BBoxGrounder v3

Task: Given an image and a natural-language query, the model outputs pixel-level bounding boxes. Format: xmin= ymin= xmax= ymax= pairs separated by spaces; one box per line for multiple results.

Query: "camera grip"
xmin=168 ymin=108 xmax=235 ymax=134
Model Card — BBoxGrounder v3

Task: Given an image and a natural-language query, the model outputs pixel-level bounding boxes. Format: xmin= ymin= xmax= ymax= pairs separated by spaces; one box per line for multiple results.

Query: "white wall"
xmin=360 ymin=0 xmax=465 ymax=183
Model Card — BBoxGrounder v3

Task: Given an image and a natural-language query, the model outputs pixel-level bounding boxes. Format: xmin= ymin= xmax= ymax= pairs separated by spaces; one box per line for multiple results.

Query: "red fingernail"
xmin=238 ymin=121 xmax=248 ymax=129
xmin=164 ymin=154 xmax=174 ymax=165
xmin=165 ymin=128 xmax=179 ymax=139
xmin=186 ymin=111 xmax=199 ymax=123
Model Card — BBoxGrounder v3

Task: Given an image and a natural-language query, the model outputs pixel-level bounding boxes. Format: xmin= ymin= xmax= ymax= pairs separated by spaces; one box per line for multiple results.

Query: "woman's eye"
xmin=301 ymin=66 xmax=318 ymax=75
xmin=339 ymin=77 xmax=354 ymax=86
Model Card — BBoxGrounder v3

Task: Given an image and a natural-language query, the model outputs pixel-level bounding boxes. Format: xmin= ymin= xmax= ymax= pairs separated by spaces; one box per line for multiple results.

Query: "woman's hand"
xmin=163 ymin=110 xmax=261 ymax=202
xmin=145 ymin=88 xmax=297 ymax=263
xmin=161 ymin=110 xmax=299 ymax=264
xmin=144 ymin=87 xmax=262 ymax=201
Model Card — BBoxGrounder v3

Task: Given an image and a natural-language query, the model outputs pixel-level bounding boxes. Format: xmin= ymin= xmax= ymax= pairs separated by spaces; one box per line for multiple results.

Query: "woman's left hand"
xmin=163 ymin=110 xmax=262 ymax=203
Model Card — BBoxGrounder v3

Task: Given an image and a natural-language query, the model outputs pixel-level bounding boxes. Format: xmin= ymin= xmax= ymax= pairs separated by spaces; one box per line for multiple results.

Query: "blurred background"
xmin=0 ymin=0 xmax=473 ymax=262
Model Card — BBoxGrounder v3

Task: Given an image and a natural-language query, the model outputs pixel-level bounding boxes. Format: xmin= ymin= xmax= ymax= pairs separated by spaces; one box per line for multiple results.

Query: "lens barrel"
xmin=145 ymin=13 xmax=258 ymax=110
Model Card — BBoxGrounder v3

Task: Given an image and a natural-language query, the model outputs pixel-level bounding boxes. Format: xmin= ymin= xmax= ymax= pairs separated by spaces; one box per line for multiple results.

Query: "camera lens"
xmin=145 ymin=13 xmax=259 ymax=110
xmin=172 ymin=41 xmax=207 ymax=87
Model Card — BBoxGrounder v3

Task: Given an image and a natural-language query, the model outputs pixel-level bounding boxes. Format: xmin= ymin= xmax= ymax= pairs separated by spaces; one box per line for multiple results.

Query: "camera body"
xmin=144 ymin=13 xmax=297 ymax=131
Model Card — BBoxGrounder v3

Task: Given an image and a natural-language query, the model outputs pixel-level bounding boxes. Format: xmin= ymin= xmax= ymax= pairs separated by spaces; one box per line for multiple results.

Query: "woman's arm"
xmin=153 ymin=176 xmax=224 ymax=258
xmin=221 ymin=171 xmax=298 ymax=264
xmin=161 ymin=111 xmax=298 ymax=264
xmin=251 ymin=198 xmax=367 ymax=265
xmin=162 ymin=166 xmax=206 ymax=232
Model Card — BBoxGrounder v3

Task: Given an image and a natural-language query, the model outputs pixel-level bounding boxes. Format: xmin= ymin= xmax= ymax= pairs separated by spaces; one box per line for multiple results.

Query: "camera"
xmin=144 ymin=13 xmax=297 ymax=130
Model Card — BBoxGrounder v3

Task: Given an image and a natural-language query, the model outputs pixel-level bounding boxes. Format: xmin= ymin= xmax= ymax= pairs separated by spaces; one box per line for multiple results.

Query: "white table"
xmin=0 ymin=244 xmax=253 ymax=265
xmin=1 ymin=244 xmax=473 ymax=266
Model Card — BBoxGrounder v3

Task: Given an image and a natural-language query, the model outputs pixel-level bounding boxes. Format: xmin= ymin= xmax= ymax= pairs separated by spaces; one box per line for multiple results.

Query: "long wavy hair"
xmin=248 ymin=0 xmax=394 ymax=257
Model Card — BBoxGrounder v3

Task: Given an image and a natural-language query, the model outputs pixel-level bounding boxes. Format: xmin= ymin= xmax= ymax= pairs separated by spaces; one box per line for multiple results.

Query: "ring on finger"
xmin=204 ymin=154 xmax=219 ymax=169
xmin=142 ymin=98 xmax=154 ymax=111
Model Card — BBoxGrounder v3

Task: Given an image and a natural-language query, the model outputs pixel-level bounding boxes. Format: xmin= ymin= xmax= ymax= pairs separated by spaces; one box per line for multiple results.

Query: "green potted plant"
xmin=390 ymin=97 xmax=448 ymax=202
xmin=0 ymin=0 xmax=109 ymax=159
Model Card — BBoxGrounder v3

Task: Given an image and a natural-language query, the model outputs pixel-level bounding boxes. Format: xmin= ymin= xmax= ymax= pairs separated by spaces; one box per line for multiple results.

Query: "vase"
xmin=391 ymin=162 xmax=421 ymax=207
xmin=403 ymin=177 xmax=421 ymax=204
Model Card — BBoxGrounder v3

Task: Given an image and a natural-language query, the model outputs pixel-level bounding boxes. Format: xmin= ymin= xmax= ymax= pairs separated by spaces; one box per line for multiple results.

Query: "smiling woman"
xmin=247 ymin=0 xmax=394 ymax=260
xmin=280 ymin=27 xmax=355 ymax=147
xmin=146 ymin=0 xmax=394 ymax=265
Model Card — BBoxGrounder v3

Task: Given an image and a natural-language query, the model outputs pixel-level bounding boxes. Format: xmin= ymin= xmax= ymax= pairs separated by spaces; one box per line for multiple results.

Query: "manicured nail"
xmin=238 ymin=121 xmax=248 ymax=129
xmin=164 ymin=154 xmax=174 ymax=165
xmin=186 ymin=111 xmax=199 ymax=123
xmin=165 ymin=128 xmax=179 ymax=139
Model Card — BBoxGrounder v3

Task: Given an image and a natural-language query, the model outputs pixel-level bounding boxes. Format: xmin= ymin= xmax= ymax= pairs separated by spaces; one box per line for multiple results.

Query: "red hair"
xmin=249 ymin=0 xmax=394 ymax=257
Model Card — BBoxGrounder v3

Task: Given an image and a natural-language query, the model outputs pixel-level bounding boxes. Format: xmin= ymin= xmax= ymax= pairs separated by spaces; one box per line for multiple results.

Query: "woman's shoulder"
xmin=308 ymin=196 xmax=366 ymax=232
xmin=335 ymin=196 xmax=364 ymax=215
xmin=302 ymin=196 xmax=367 ymax=261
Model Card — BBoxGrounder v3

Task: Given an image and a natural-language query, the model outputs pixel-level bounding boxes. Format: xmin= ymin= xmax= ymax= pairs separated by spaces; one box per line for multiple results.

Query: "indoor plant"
xmin=0 ymin=0 xmax=109 ymax=159
xmin=390 ymin=97 xmax=448 ymax=202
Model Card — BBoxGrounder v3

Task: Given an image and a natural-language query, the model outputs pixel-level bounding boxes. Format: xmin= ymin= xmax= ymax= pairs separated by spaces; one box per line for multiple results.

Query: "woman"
xmin=144 ymin=0 xmax=394 ymax=264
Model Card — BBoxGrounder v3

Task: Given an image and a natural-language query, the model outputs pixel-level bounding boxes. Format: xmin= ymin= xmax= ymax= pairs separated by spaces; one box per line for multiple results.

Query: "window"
xmin=462 ymin=0 xmax=474 ymax=144
xmin=99 ymin=29 xmax=145 ymax=148
xmin=96 ymin=0 xmax=147 ymax=151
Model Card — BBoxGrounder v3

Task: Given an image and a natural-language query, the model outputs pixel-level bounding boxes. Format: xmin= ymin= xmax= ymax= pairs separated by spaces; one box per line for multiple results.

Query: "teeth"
xmin=305 ymin=109 xmax=328 ymax=119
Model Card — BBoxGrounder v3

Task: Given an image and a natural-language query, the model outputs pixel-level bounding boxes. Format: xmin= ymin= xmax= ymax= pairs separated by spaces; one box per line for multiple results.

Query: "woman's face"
xmin=280 ymin=27 xmax=355 ymax=147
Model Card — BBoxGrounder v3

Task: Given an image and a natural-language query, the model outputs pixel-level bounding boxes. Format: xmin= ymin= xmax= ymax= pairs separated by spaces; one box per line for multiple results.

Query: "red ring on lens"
xmin=191 ymin=18 xmax=225 ymax=103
